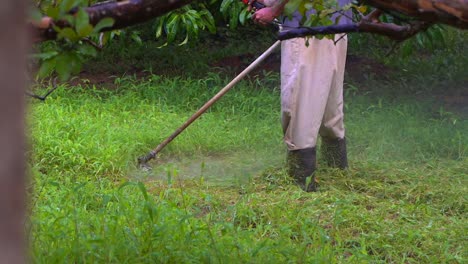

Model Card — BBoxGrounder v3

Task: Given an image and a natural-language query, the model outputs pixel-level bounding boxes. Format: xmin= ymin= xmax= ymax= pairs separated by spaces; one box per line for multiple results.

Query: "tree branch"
xmin=278 ymin=24 xmax=359 ymax=40
xmin=363 ymin=0 xmax=468 ymax=29
xmin=278 ymin=20 xmax=433 ymax=41
xmin=278 ymin=3 xmax=436 ymax=42
xmin=34 ymin=0 xmax=194 ymax=41
xmin=32 ymin=0 xmax=467 ymax=43
xmin=26 ymin=78 xmax=59 ymax=101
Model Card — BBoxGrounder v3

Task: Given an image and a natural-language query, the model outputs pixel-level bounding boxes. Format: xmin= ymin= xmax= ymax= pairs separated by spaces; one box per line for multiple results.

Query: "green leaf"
xmin=220 ymin=0 xmax=234 ymax=14
xmin=45 ymin=6 xmax=60 ymax=20
xmin=38 ymin=57 xmax=57 ymax=79
xmin=284 ymin=0 xmax=302 ymax=16
xmin=33 ymin=51 xmax=59 ymax=60
xmin=55 ymin=53 xmax=72 ymax=81
xmin=62 ymin=14 xmax=75 ymax=25
xmin=77 ymin=24 xmax=94 ymax=37
xmin=57 ymin=27 xmax=80 ymax=41
xmin=93 ymin=17 xmax=115 ymax=34
xmin=131 ymin=32 xmax=143 ymax=45
xmin=200 ymin=10 xmax=216 ymax=33
xmin=78 ymin=44 xmax=97 ymax=57
xmin=239 ymin=8 xmax=248 ymax=25
xmin=69 ymin=52 xmax=82 ymax=75
xmin=55 ymin=52 xmax=82 ymax=81
xmin=76 ymin=8 xmax=92 ymax=37
xmin=59 ymin=0 xmax=82 ymax=16
xmin=179 ymin=33 xmax=189 ymax=46
xmin=165 ymin=14 xmax=180 ymax=44
xmin=155 ymin=25 xmax=164 ymax=38
xmin=229 ymin=4 xmax=240 ymax=29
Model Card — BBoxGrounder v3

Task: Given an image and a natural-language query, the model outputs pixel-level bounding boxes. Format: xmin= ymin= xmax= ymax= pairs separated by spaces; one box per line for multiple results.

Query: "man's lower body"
xmin=281 ymin=35 xmax=348 ymax=192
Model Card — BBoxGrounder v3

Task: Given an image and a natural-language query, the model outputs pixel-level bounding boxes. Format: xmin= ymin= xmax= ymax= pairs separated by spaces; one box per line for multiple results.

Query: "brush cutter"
xmin=138 ymin=40 xmax=281 ymax=170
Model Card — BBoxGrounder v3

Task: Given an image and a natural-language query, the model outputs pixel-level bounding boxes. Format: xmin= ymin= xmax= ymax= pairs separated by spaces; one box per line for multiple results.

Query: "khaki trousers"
xmin=281 ymin=36 xmax=348 ymax=150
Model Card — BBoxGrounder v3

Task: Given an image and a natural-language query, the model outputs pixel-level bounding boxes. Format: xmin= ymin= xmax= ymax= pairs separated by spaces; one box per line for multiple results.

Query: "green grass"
xmin=29 ymin=30 xmax=467 ymax=263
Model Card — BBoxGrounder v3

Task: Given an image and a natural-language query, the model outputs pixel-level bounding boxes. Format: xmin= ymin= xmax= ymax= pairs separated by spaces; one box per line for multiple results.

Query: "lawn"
xmin=28 ymin=28 xmax=467 ymax=263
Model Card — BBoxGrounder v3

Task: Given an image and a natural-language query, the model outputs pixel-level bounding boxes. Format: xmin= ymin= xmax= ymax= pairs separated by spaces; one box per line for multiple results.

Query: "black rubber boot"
xmin=286 ymin=148 xmax=317 ymax=192
xmin=321 ymin=137 xmax=348 ymax=169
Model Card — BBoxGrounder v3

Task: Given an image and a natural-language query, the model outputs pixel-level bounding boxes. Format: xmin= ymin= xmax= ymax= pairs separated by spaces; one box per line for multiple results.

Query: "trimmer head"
xmin=137 ymin=150 xmax=157 ymax=171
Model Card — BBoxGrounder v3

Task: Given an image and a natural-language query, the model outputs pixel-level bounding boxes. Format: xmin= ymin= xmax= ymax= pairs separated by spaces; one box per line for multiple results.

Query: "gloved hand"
xmin=252 ymin=7 xmax=280 ymax=26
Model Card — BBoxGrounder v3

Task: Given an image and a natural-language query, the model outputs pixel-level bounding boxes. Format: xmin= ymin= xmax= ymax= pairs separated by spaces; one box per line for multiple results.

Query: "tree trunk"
xmin=0 ymin=1 xmax=27 ymax=263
